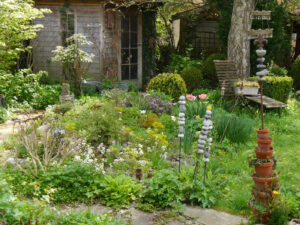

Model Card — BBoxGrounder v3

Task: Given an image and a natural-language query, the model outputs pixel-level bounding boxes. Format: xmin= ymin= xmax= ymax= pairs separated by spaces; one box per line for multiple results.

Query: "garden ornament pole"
xmin=255 ymin=34 xmax=268 ymax=129
xmin=178 ymin=96 xmax=186 ymax=172
xmin=193 ymin=106 xmax=213 ymax=182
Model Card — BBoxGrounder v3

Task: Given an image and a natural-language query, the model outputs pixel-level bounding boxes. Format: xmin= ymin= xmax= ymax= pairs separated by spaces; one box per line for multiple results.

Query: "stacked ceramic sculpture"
xmin=250 ymin=129 xmax=278 ymax=224
xmin=178 ymin=96 xmax=186 ymax=172
xmin=197 ymin=106 xmax=213 ymax=162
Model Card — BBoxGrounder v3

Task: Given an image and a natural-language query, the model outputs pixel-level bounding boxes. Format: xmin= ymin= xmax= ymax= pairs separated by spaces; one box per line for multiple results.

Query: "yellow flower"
xmin=273 ymin=191 xmax=279 ymax=195
xmin=195 ymin=115 xmax=200 ymax=120
xmin=207 ymin=106 xmax=212 ymax=111
xmin=288 ymin=172 xmax=293 ymax=175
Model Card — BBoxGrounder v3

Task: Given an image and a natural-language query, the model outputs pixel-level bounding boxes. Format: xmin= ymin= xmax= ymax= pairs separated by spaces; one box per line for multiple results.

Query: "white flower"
xmin=140 ymin=110 xmax=146 ymax=114
xmin=74 ymin=155 xmax=81 ymax=161
xmin=171 ymin=116 xmax=177 ymax=122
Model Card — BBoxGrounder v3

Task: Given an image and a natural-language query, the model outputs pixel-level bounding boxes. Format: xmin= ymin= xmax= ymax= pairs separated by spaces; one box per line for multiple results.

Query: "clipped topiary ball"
xmin=291 ymin=55 xmax=300 ymax=90
xmin=147 ymin=73 xmax=187 ymax=101
xmin=180 ymin=67 xmax=203 ymax=93
xmin=203 ymin=53 xmax=226 ymax=82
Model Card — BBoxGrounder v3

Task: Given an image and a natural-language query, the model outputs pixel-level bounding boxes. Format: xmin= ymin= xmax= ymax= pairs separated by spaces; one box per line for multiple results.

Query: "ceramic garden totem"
xmin=194 ymin=106 xmax=213 ymax=182
xmin=178 ymin=96 xmax=186 ymax=171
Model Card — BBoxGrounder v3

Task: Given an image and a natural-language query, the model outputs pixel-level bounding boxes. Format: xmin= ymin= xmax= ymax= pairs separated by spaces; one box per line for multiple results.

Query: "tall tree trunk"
xmin=228 ymin=0 xmax=255 ymax=79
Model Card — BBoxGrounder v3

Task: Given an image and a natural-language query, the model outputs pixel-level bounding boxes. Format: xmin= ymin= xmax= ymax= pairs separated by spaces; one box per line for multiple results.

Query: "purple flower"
xmin=54 ymin=130 xmax=65 ymax=136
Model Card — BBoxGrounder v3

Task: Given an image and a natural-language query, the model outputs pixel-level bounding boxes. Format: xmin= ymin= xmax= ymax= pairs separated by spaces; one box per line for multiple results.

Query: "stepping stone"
xmin=184 ymin=206 xmax=247 ymax=225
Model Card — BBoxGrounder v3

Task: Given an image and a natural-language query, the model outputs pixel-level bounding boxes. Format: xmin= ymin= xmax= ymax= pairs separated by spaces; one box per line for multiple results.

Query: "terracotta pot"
xmin=252 ymin=189 xmax=272 ymax=204
xmin=257 ymin=137 xmax=272 ymax=150
xmin=256 ymin=129 xmax=269 ymax=139
xmin=249 ymin=199 xmax=271 ymax=224
xmin=255 ymin=147 xmax=274 ymax=159
xmin=255 ymin=161 xmax=274 ymax=177
xmin=252 ymin=173 xmax=278 ymax=191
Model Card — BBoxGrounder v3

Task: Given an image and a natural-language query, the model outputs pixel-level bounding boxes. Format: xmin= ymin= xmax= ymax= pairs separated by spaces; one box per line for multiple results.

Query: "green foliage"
xmin=95 ymin=175 xmax=141 ymax=209
xmin=0 ymin=107 xmax=7 ymax=123
xmin=269 ymin=64 xmax=288 ymax=76
xmin=147 ymin=73 xmax=187 ymax=101
xmin=141 ymin=169 xmax=183 ymax=209
xmin=165 ymin=49 xmax=203 ymax=73
xmin=269 ymin=201 xmax=289 ymax=225
xmin=249 ymin=76 xmax=293 ymax=103
xmin=203 ymin=53 xmax=226 ymax=82
xmin=80 ymin=103 xmax=123 ymax=145
xmin=0 ymin=69 xmax=60 ymax=109
xmin=139 ymin=113 xmax=161 ymax=128
xmin=214 ymin=111 xmax=254 ymax=144
xmin=52 ymin=34 xmax=94 ymax=96
xmin=180 ymin=67 xmax=203 ymax=93
xmin=39 ymin=163 xmax=101 ymax=203
xmin=251 ymin=1 xmax=292 ymax=72
xmin=53 ymin=103 xmax=73 ymax=115
xmin=290 ymin=55 xmax=300 ymax=89
xmin=0 ymin=0 xmax=50 ymax=69
xmin=52 ymin=212 xmax=125 ymax=225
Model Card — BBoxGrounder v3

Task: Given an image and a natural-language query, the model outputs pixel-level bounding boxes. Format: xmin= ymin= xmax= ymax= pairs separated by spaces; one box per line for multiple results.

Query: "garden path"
xmin=65 ymin=204 xmax=248 ymax=225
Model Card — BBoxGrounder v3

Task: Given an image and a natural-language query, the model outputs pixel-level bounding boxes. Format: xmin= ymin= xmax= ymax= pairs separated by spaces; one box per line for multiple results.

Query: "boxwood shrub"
xmin=147 ymin=73 xmax=187 ymax=101
xmin=180 ymin=67 xmax=203 ymax=93
xmin=249 ymin=76 xmax=293 ymax=103
xmin=290 ymin=55 xmax=300 ymax=90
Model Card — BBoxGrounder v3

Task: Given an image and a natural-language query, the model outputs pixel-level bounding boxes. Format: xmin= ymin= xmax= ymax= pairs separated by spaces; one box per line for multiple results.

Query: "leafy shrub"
xmin=269 ymin=201 xmax=290 ymax=225
xmin=249 ymin=76 xmax=293 ymax=103
xmin=139 ymin=113 xmax=161 ymax=128
xmin=203 ymin=53 xmax=226 ymax=82
xmin=53 ymin=102 xmax=73 ymax=115
xmin=0 ymin=69 xmax=61 ymax=109
xmin=31 ymin=85 xmax=61 ymax=109
xmin=95 ymin=175 xmax=141 ymax=209
xmin=147 ymin=73 xmax=187 ymax=101
xmin=269 ymin=64 xmax=288 ymax=76
xmin=140 ymin=169 xmax=183 ymax=209
xmin=290 ymin=55 xmax=300 ymax=89
xmin=80 ymin=103 xmax=123 ymax=145
xmin=39 ymin=163 xmax=101 ymax=203
xmin=165 ymin=51 xmax=203 ymax=73
xmin=181 ymin=67 xmax=203 ymax=92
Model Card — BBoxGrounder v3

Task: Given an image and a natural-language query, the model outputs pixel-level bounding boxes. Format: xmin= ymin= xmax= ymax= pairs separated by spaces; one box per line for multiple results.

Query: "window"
xmin=121 ymin=15 xmax=138 ymax=80
xmin=61 ymin=9 xmax=75 ymax=46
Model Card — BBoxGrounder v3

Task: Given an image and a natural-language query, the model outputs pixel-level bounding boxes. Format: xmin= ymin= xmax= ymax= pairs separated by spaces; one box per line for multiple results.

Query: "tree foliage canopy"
xmin=0 ymin=0 xmax=50 ymax=70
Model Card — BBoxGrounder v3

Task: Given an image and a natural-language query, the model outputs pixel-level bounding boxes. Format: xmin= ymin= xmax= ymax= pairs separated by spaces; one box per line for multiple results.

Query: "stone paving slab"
xmin=184 ymin=206 xmax=247 ymax=225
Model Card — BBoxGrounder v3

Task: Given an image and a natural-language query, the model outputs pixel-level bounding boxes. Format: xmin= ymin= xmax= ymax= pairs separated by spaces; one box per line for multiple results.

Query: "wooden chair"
xmin=213 ymin=60 xmax=239 ymax=96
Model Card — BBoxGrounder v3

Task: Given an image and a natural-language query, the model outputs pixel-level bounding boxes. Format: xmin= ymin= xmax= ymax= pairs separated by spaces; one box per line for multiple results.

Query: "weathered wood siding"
xmin=33 ymin=5 xmax=62 ymax=80
xmin=33 ymin=4 xmax=104 ymax=81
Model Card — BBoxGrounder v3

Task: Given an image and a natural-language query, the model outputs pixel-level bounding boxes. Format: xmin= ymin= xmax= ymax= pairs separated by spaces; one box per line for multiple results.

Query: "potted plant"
xmin=234 ymin=81 xmax=259 ymax=96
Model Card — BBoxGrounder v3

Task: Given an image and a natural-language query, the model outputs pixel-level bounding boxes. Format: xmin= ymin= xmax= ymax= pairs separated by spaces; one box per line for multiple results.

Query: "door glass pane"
xmin=121 ymin=16 xmax=129 ymax=32
xmin=130 ymin=16 xmax=138 ymax=32
xmin=121 ymin=32 xmax=129 ymax=48
xmin=131 ymin=65 xmax=137 ymax=79
xmin=122 ymin=65 xmax=130 ymax=80
xmin=130 ymin=32 xmax=137 ymax=48
xmin=130 ymin=49 xmax=137 ymax=64
xmin=121 ymin=49 xmax=130 ymax=64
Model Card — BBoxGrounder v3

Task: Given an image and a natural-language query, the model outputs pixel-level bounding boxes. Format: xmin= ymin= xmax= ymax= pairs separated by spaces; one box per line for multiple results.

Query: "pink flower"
xmin=186 ymin=94 xmax=196 ymax=101
xmin=198 ymin=94 xmax=207 ymax=100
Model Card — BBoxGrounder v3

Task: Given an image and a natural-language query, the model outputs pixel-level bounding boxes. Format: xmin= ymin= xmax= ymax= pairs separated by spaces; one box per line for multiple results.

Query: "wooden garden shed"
xmin=172 ymin=4 xmax=223 ymax=58
xmin=33 ymin=0 xmax=160 ymax=87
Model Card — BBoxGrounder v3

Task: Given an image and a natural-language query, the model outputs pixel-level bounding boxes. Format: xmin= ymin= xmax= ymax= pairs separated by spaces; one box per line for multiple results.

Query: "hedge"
xmin=249 ymin=76 xmax=293 ymax=103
